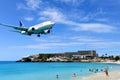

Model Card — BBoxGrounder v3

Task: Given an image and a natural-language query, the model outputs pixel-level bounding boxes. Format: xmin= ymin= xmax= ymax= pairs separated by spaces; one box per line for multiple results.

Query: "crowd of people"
xmin=89 ymin=66 xmax=109 ymax=76
xmin=56 ymin=67 xmax=109 ymax=80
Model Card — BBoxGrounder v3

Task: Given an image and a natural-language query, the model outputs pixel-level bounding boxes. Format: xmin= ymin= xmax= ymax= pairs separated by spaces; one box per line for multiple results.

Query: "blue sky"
xmin=0 ymin=0 xmax=120 ymax=60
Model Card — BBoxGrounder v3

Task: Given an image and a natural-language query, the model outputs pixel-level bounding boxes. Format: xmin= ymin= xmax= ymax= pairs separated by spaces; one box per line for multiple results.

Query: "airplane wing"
xmin=0 ymin=23 xmax=28 ymax=31
xmin=9 ymin=30 xmax=21 ymax=33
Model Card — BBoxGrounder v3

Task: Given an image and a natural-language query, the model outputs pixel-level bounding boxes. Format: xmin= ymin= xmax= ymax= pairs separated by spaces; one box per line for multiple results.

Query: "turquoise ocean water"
xmin=0 ymin=62 xmax=120 ymax=80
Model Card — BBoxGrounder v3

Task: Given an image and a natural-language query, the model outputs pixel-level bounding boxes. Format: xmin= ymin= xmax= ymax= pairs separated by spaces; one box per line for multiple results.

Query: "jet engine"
xmin=21 ymin=31 xmax=28 ymax=35
xmin=31 ymin=27 xmax=35 ymax=30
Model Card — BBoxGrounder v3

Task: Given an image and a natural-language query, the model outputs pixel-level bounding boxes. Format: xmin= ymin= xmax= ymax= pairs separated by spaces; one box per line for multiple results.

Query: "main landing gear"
xmin=28 ymin=33 xmax=31 ymax=36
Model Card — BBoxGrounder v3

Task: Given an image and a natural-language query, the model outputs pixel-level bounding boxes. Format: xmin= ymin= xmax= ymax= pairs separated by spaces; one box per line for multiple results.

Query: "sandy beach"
xmin=102 ymin=61 xmax=120 ymax=64
xmin=81 ymin=70 xmax=120 ymax=80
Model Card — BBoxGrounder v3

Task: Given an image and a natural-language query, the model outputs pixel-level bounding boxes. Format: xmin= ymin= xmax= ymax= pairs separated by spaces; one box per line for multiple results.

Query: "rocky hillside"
xmin=17 ymin=54 xmax=55 ymax=62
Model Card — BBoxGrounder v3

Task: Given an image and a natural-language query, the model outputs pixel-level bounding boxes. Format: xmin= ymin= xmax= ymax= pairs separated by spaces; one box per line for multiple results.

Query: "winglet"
xmin=19 ymin=21 xmax=24 ymax=27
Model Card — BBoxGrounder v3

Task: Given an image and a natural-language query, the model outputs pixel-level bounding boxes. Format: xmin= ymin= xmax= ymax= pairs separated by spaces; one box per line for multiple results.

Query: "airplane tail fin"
xmin=19 ymin=21 xmax=24 ymax=27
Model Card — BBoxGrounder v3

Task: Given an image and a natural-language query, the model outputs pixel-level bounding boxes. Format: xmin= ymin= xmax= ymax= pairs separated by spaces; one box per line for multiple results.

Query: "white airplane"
xmin=0 ymin=21 xmax=55 ymax=37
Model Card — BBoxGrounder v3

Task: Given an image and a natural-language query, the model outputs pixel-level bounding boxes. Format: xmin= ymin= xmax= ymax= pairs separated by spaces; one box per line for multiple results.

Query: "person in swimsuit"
xmin=104 ymin=67 xmax=109 ymax=76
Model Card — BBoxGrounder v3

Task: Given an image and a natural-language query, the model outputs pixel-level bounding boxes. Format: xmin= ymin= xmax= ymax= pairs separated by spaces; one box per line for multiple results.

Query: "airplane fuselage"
xmin=28 ymin=21 xmax=54 ymax=34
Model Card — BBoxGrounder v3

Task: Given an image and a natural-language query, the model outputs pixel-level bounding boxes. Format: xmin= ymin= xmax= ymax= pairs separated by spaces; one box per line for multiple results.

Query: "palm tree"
xmin=101 ymin=54 xmax=104 ymax=59
xmin=105 ymin=53 xmax=107 ymax=57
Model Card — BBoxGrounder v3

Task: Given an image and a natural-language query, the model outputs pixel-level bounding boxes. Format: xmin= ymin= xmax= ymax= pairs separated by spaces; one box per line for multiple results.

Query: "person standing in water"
xmin=72 ymin=73 xmax=77 ymax=77
xmin=56 ymin=74 xmax=59 ymax=80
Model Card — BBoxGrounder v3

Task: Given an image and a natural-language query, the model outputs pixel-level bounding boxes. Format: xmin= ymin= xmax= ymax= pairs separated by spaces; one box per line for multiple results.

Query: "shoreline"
xmin=100 ymin=61 xmax=120 ymax=64
xmin=81 ymin=70 xmax=120 ymax=80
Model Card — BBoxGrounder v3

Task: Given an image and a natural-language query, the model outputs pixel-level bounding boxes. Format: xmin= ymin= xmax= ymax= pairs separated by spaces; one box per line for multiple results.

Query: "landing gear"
xmin=28 ymin=33 xmax=31 ymax=36
xmin=37 ymin=34 xmax=40 ymax=37
xmin=48 ymin=30 xmax=50 ymax=33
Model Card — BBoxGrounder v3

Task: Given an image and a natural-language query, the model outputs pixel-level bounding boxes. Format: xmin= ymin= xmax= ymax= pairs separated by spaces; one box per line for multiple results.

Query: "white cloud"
xmin=39 ymin=8 xmax=116 ymax=33
xmin=87 ymin=42 xmax=120 ymax=49
xmin=17 ymin=0 xmax=41 ymax=10
xmin=82 ymin=8 xmax=106 ymax=21
xmin=10 ymin=42 xmax=78 ymax=49
xmin=17 ymin=3 xmax=25 ymax=10
xmin=59 ymin=0 xmax=85 ymax=6
xmin=70 ymin=36 xmax=103 ymax=42
xmin=10 ymin=35 xmax=120 ymax=50
xmin=39 ymin=8 xmax=66 ymax=23
xmin=26 ymin=0 xmax=40 ymax=10
xmin=72 ymin=23 xmax=115 ymax=33
xmin=24 ymin=17 xmax=34 ymax=21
